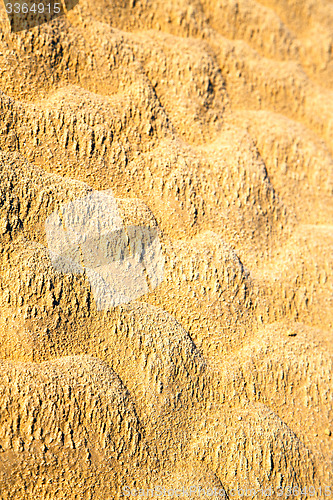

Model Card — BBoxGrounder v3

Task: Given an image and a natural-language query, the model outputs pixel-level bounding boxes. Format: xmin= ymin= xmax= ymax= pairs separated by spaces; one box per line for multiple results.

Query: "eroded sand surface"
xmin=0 ymin=0 xmax=332 ymax=498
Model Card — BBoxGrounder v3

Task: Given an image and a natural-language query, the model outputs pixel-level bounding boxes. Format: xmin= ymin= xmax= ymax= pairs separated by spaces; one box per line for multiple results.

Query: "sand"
xmin=0 ymin=0 xmax=332 ymax=498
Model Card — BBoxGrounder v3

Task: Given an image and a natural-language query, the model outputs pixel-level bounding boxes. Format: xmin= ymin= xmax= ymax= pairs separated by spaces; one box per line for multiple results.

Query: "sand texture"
xmin=0 ymin=0 xmax=332 ymax=498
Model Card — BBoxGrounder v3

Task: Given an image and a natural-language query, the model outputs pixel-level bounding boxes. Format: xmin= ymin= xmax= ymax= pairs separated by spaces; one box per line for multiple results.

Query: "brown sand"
xmin=0 ymin=0 xmax=332 ymax=498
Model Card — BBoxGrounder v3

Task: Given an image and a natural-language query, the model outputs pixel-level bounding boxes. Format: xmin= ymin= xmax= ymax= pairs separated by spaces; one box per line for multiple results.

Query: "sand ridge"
xmin=0 ymin=0 xmax=332 ymax=498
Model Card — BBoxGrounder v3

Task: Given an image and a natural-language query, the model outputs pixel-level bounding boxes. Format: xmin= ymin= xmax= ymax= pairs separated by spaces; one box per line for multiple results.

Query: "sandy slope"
xmin=0 ymin=0 xmax=332 ymax=498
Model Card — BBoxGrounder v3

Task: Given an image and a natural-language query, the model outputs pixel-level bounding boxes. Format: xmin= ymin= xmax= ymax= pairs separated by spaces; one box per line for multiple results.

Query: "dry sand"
xmin=0 ymin=0 xmax=332 ymax=498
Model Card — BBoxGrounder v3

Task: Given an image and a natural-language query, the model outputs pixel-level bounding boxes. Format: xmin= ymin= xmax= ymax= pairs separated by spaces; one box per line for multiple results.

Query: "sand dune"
xmin=0 ymin=0 xmax=332 ymax=498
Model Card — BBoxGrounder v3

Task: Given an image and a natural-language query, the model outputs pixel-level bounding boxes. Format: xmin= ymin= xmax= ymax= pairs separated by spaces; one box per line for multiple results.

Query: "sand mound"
xmin=0 ymin=0 xmax=332 ymax=497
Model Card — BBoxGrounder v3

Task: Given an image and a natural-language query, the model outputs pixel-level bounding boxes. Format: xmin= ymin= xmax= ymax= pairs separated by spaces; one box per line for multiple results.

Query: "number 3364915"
xmin=5 ymin=3 xmax=61 ymax=13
